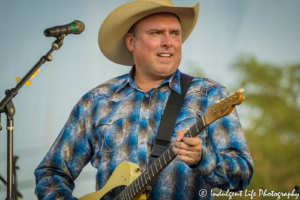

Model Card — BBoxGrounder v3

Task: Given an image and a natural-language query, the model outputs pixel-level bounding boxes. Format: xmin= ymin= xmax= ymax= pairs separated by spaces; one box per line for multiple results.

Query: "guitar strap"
xmin=146 ymin=72 xmax=193 ymax=196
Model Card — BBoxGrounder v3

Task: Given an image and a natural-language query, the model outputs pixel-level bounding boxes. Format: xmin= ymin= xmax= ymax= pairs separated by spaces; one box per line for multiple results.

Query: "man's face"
xmin=126 ymin=13 xmax=182 ymax=80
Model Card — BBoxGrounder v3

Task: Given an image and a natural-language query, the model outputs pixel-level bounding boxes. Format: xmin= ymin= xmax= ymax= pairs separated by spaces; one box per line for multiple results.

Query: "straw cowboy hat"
xmin=98 ymin=0 xmax=199 ymax=66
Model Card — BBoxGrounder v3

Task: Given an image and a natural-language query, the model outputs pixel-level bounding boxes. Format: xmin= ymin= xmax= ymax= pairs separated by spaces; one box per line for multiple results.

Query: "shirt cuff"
xmin=189 ymin=145 xmax=217 ymax=176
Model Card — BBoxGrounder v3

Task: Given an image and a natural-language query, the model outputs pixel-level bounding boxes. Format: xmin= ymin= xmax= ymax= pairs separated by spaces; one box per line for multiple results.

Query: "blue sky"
xmin=0 ymin=0 xmax=299 ymax=199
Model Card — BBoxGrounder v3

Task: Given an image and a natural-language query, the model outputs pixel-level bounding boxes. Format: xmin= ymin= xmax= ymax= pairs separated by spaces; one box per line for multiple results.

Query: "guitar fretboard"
xmin=114 ymin=116 xmax=206 ymax=200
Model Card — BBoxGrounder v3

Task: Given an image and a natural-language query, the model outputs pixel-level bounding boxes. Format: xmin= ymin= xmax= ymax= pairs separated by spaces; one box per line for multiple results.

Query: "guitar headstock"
xmin=205 ymin=88 xmax=245 ymax=125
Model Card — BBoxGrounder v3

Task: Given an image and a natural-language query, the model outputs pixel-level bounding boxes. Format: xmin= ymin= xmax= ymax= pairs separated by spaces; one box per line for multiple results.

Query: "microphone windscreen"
xmin=72 ymin=20 xmax=85 ymax=34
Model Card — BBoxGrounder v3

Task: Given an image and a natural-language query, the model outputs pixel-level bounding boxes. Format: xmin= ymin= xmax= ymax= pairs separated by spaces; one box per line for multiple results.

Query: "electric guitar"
xmin=79 ymin=89 xmax=245 ymax=200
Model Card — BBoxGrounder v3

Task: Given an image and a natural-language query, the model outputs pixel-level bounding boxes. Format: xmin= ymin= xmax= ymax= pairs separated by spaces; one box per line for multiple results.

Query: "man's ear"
xmin=126 ymin=33 xmax=135 ymax=52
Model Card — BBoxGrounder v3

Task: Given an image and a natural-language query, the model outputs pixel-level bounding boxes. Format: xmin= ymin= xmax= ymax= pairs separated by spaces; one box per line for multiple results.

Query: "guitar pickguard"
xmin=79 ymin=162 xmax=146 ymax=200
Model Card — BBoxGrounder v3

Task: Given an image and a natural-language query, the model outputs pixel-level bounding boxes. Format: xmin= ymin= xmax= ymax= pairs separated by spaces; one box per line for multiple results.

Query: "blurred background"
xmin=0 ymin=0 xmax=299 ymax=199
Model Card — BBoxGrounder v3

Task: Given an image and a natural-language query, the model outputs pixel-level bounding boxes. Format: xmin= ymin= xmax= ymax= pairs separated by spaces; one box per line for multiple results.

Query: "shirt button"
xmin=145 ymin=94 xmax=149 ymax=98
xmin=141 ymin=141 xmax=145 ymax=145
xmin=142 ymin=116 xmax=146 ymax=120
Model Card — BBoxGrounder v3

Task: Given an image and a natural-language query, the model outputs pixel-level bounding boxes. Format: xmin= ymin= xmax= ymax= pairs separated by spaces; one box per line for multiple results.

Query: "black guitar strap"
xmin=146 ymin=72 xmax=193 ymax=196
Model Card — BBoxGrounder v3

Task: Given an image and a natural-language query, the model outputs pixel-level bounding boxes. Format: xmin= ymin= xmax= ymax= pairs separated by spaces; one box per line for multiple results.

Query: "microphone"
xmin=44 ymin=20 xmax=85 ymax=37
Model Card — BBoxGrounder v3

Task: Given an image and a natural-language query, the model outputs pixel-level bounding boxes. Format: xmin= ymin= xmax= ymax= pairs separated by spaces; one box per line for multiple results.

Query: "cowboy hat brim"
xmin=98 ymin=1 xmax=199 ymax=66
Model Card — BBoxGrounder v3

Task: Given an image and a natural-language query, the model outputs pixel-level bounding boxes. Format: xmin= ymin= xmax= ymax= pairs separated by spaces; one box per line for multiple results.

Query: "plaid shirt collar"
xmin=116 ymin=65 xmax=182 ymax=94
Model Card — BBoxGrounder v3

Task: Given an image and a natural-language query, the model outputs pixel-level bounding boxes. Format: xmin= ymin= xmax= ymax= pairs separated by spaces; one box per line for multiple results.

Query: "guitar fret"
xmin=189 ymin=130 xmax=192 ymax=138
xmin=124 ymin=189 xmax=128 ymax=200
xmin=146 ymin=171 xmax=151 ymax=181
xmin=169 ymin=147 xmax=174 ymax=158
xmin=132 ymin=185 xmax=136 ymax=198
xmin=159 ymin=158 xmax=162 ymax=168
xmin=142 ymin=173 xmax=147 ymax=185
xmin=138 ymin=177 xmax=143 ymax=189
xmin=141 ymin=174 xmax=146 ymax=186
xmin=137 ymin=178 xmax=142 ymax=190
xmin=156 ymin=163 xmax=160 ymax=172
xmin=150 ymin=166 xmax=154 ymax=177
xmin=154 ymin=161 xmax=158 ymax=173
xmin=163 ymin=154 xmax=167 ymax=165
xmin=134 ymin=183 xmax=138 ymax=194
xmin=125 ymin=190 xmax=129 ymax=200
xmin=202 ymin=116 xmax=206 ymax=126
xmin=120 ymin=193 xmax=124 ymax=200
xmin=167 ymin=149 xmax=171 ymax=160
xmin=121 ymin=190 xmax=125 ymax=200
xmin=196 ymin=123 xmax=199 ymax=132
xmin=128 ymin=187 xmax=133 ymax=199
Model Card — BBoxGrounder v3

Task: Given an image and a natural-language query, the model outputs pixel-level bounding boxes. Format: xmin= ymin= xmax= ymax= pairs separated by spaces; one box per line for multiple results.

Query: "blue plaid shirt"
xmin=35 ymin=68 xmax=253 ymax=200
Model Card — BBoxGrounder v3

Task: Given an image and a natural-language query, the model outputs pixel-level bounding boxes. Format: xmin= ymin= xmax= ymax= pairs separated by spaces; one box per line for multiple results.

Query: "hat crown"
xmin=99 ymin=0 xmax=199 ymax=66
xmin=135 ymin=0 xmax=174 ymax=6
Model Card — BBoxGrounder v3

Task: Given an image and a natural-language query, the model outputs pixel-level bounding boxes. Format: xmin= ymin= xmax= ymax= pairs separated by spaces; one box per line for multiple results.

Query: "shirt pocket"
xmin=96 ymin=114 xmax=125 ymax=152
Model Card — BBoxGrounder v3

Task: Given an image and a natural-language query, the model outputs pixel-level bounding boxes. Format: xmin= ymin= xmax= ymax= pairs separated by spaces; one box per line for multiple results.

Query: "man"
xmin=35 ymin=0 xmax=253 ymax=199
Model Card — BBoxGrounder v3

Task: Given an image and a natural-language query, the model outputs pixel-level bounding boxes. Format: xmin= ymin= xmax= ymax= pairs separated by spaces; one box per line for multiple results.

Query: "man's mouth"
xmin=157 ymin=53 xmax=172 ymax=57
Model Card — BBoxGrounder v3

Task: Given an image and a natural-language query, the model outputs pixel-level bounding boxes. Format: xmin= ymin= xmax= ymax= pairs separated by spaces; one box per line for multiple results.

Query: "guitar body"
xmin=79 ymin=162 xmax=146 ymax=200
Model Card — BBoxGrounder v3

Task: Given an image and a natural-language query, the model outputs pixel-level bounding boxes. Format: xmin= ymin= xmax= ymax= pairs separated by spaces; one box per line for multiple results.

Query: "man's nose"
xmin=161 ymin=33 xmax=173 ymax=49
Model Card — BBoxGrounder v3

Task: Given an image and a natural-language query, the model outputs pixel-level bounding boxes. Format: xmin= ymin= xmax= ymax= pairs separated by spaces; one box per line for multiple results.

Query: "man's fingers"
xmin=176 ymin=130 xmax=186 ymax=141
xmin=173 ymin=137 xmax=202 ymax=149
xmin=173 ymin=140 xmax=193 ymax=151
xmin=176 ymin=154 xmax=197 ymax=165
xmin=173 ymin=130 xmax=203 ymax=166
xmin=182 ymin=137 xmax=202 ymax=147
xmin=176 ymin=148 xmax=195 ymax=157
xmin=172 ymin=143 xmax=200 ymax=155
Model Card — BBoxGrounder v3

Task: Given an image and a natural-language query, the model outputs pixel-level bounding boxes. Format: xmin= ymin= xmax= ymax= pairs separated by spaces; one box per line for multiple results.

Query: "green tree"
xmin=230 ymin=55 xmax=300 ymax=199
xmin=190 ymin=56 xmax=300 ymax=199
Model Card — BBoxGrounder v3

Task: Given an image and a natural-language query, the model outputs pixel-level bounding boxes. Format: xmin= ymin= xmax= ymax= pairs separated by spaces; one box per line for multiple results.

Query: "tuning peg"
xmin=229 ymin=93 xmax=234 ymax=96
xmin=238 ymin=88 xmax=244 ymax=93
xmin=216 ymin=100 xmax=220 ymax=103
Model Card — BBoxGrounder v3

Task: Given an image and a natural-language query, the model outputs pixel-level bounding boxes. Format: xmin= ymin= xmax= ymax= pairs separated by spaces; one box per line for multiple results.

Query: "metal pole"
xmin=6 ymin=116 xmax=14 ymax=200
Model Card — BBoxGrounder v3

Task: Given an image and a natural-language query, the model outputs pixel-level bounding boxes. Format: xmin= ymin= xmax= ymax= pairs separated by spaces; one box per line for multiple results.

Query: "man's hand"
xmin=172 ymin=130 xmax=203 ymax=166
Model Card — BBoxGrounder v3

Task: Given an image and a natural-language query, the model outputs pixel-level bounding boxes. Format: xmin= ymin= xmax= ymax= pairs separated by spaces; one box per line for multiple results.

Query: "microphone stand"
xmin=0 ymin=35 xmax=65 ymax=200
xmin=0 ymin=157 xmax=23 ymax=200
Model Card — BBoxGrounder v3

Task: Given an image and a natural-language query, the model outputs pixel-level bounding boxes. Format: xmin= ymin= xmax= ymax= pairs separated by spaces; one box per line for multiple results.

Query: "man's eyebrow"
xmin=170 ymin=29 xmax=181 ymax=33
xmin=148 ymin=29 xmax=163 ymax=32
xmin=148 ymin=29 xmax=181 ymax=32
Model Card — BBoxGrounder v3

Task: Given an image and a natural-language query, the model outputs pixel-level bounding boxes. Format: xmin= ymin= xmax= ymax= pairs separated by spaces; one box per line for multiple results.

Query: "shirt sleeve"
xmin=190 ymin=86 xmax=253 ymax=191
xmin=34 ymin=98 xmax=92 ymax=200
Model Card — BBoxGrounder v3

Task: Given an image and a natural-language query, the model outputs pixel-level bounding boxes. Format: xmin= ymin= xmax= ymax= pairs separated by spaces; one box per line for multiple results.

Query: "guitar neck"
xmin=115 ymin=116 xmax=207 ymax=200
